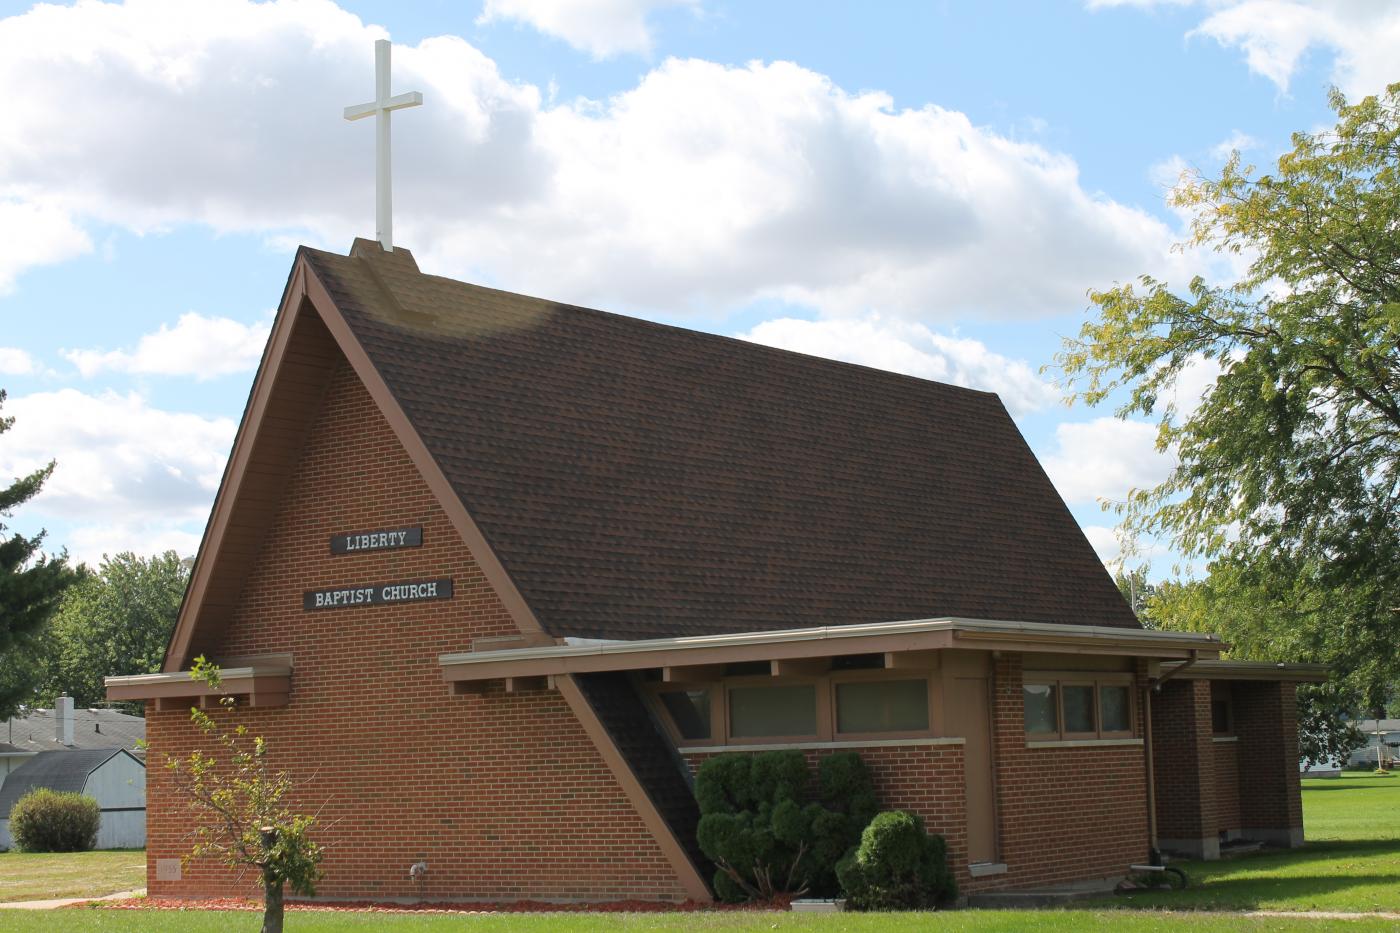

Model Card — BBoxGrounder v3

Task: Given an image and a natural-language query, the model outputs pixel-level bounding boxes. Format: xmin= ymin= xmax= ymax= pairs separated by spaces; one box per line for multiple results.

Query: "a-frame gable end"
xmin=166 ymin=253 xmax=549 ymax=670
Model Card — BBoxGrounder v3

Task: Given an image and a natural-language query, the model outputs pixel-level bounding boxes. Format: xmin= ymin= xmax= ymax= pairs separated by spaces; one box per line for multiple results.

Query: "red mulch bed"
xmin=91 ymin=896 xmax=789 ymax=914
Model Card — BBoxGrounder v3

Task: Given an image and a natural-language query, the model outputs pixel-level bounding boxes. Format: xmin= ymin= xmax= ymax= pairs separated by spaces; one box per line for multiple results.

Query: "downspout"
xmin=1143 ymin=651 xmax=1200 ymax=863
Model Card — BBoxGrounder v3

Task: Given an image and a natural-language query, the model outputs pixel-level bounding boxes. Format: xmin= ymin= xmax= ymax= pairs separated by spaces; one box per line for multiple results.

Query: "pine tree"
xmin=0 ymin=389 xmax=79 ymax=718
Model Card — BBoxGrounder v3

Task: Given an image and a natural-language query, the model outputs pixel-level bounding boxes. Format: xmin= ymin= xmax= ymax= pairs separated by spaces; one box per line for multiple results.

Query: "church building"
xmin=106 ymin=239 xmax=1322 ymax=904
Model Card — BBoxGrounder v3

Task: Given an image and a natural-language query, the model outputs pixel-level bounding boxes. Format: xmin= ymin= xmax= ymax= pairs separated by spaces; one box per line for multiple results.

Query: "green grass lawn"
xmin=0 ymin=911 xmax=1379 ymax=932
xmin=1099 ymin=772 xmax=1400 ymax=913
xmin=0 ymin=773 xmax=1394 ymax=929
xmin=0 ymin=849 xmax=146 ymax=903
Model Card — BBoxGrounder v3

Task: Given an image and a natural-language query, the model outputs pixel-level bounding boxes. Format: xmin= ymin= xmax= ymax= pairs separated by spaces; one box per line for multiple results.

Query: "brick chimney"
xmin=55 ymin=695 xmax=74 ymax=746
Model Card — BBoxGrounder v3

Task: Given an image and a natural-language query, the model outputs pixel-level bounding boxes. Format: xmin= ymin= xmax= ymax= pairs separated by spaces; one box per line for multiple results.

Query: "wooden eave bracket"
xmin=106 ymin=667 xmax=292 ymax=710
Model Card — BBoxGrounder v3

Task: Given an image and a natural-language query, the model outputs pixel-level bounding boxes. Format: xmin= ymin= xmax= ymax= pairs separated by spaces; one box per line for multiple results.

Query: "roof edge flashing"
xmin=442 ymin=616 xmax=1225 ymax=672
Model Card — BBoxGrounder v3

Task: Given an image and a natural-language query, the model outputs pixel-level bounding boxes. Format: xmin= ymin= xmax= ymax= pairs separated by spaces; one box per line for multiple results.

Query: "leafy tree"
xmin=167 ymin=657 xmax=323 ymax=933
xmin=0 ymin=389 xmax=80 ymax=719
xmin=43 ymin=551 xmax=188 ymax=709
xmin=1056 ymin=84 xmax=1400 ymax=719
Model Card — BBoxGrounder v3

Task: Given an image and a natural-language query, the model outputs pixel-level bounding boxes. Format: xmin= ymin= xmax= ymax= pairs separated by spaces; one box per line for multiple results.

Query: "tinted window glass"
xmin=729 ymin=684 xmax=817 ymax=738
xmin=836 ymin=679 xmax=929 ymax=733
xmin=659 ymin=689 xmax=711 ymax=740
xmin=1099 ymin=685 xmax=1131 ymax=733
xmin=1062 ymin=685 xmax=1095 ymax=733
xmin=1212 ymin=699 xmax=1232 ymax=735
xmin=1023 ymin=684 xmax=1058 ymax=734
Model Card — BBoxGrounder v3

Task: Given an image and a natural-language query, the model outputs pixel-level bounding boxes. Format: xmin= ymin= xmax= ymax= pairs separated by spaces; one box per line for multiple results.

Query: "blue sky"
xmin=0 ymin=0 xmax=1392 ymax=577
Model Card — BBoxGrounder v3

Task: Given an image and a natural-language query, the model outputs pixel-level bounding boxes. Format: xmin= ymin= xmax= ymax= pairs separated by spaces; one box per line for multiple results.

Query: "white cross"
xmin=344 ymin=39 xmax=422 ymax=252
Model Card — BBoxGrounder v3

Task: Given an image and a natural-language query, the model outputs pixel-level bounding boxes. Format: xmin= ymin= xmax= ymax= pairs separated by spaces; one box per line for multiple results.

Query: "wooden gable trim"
xmin=164 ymin=251 xmax=549 ymax=672
xmin=163 ymin=260 xmax=327 ymax=671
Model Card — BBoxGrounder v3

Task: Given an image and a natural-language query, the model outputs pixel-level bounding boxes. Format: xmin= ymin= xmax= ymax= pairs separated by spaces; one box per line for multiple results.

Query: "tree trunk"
xmin=261 ymin=875 xmax=285 ymax=933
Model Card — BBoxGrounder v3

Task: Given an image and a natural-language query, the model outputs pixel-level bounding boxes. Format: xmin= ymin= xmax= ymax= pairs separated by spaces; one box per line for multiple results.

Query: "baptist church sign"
xmin=307 ymin=523 xmax=449 ymax=609
xmin=304 ymin=577 xmax=453 ymax=610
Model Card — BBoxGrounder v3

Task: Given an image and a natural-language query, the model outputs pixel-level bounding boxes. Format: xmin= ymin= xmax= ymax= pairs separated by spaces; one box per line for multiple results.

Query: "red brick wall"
xmin=1233 ymin=681 xmax=1303 ymax=836
xmin=145 ymin=362 xmax=688 ymax=903
xmin=681 ymin=743 xmax=969 ymax=886
xmin=1213 ymin=741 xmax=1241 ymax=834
xmin=1150 ymin=679 xmax=1215 ymax=846
xmin=987 ymin=654 xmax=1150 ymax=890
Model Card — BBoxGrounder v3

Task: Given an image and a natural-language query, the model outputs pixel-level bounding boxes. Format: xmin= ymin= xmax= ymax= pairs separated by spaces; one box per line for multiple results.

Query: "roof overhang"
xmin=440 ymin=617 xmax=1224 ymax=687
xmin=1162 ymin=659 xmax=1329 ymax=682
xmin=105 ymin=665 xmax=292 ymax=711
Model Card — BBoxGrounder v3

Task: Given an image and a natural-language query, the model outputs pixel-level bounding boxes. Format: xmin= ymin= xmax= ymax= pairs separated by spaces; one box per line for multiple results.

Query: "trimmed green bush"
xmin=9 ymin=788 xmax=101 ymax=852
xmin=695 ymin=750 xmax=876 ymax=902
xmin=836 ymin=809 xmax=957 ymax=910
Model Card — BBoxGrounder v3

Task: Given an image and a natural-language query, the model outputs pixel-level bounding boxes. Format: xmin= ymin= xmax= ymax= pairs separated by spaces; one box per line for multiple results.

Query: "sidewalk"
xmin=0 ymin=887 xmax=145 ymax=910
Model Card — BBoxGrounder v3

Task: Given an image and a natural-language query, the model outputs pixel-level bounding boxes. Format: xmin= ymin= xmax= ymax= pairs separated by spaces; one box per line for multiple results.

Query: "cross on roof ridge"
xmin=344 ymin=39 xmax=422 ymax=252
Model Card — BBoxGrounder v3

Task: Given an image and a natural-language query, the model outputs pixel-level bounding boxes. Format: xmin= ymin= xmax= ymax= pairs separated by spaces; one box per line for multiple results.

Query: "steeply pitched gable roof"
xmin=296 ymin=241 xmax=1137 ymax=640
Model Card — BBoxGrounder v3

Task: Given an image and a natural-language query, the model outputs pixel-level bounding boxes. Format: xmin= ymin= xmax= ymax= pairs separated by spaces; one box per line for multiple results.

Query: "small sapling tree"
xmin=166 ymin=656 xmax=323 ymax=933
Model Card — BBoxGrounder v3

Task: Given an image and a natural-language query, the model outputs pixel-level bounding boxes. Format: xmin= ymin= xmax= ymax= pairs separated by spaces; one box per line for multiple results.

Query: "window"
xmin=1023 ymin=684 xmax=1058 ymax=735
xmin=1061 ymin=684 xmax=1096 ymax=736
xmin=1212 ymin=699 xmax=1232 ymax=736
xmin=835 ymin=679 xmax=929 ymax=734
xmin=658 ymin=689 xmax=711 ymax=741
xmin=1099 ymin=685 xmax=1132 ymax=735
xmin=646 ymin=668 xmax=939 ymax=746
xmin=1024 ymin=675 xmax=1135 ymax=741
xmin=729 ymin=684 xmax=818 ymax=738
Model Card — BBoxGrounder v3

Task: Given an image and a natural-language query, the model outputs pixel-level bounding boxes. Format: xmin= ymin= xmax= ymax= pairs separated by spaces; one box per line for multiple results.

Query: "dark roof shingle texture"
xmin=0 ymin=749 xmax=133 ymax=814
xmin=302 ymin=241 xmax=1138 ymax=640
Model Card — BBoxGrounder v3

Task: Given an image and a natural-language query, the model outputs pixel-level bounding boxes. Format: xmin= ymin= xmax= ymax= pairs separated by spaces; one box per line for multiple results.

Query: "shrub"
xmin=9 ymin=788 xmax=101 ymax=852
xmin=695 ymin=750 xmax=876 ymax=902
xmin=836 ymin=810 xmax=957 ymax=910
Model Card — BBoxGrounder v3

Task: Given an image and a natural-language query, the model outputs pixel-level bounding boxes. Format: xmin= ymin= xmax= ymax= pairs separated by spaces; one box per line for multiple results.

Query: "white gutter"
xmin=104 ymin=665 xmax=291 ymax=689
xmin=440 ymin=616 xmax=1223 ymax=668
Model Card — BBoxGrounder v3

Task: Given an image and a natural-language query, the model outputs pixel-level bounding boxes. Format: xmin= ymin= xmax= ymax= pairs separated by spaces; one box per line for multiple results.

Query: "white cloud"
xmin=0 ymin=347 xmax=35 ymax=376
xmin=478 ymin=0 xmax=698 ymax=58
xmin=1081 ymin=524 xmax=1122 ymax=564
xmin=0 ymin=198 xmax=92 ymax=293
xmin=0 ymin=389 xmax=234 ymax=538
xmin=64 ymin=312 xmax=271 ymax=380
xmin=1040 ymin=417 xmax=1173 ymax=506
xmin=64 ymin=522 xmax=203 ymax=567
xmin=1092 ymin=1 xmax=1400 ymax=97
xmin=737 ymin=315 xmax=1057 ymax=417
xmin=1209 ymin=129 xmax=1259 ymax=160
xmin=0 ymin=0 xmax=1199 ymax=320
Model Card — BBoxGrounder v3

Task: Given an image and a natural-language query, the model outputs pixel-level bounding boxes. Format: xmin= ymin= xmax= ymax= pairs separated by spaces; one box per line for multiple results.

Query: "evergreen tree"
xmin=0 ymin=389 xmax=80 ymax=718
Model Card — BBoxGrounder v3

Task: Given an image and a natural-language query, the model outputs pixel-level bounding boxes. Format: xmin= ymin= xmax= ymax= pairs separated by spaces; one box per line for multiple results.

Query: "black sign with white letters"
xmin=330 ymin=525 xmax=423 ymax=555
xmin=303 ymin=577 xmax=453 ymax=611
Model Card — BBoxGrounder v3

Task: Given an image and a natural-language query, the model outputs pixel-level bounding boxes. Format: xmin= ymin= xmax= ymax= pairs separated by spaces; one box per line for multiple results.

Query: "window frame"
xmin=724 ymin=676 xmax=825 ymax=744
xmin=644 ymin=667 xmax=939 ymax=748
xmin=829 ymin=670 xmax=935 ymax=740
xmin=1022 ymin=672 xmax=1137 ymax=742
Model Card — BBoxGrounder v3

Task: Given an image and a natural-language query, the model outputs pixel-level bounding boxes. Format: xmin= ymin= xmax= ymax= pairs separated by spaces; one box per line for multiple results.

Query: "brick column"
xmin=1232 ymin=681 xmax=1304 ymax=848
xmin=1150 ymin=679 xmax=1219 ymax=859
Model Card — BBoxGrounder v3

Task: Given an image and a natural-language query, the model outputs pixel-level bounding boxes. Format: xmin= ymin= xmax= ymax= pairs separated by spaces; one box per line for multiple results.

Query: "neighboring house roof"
xmin=1 ymin=708 xmax=145 ymax=755
xmin=0 ymin=749 xmax=142 ymax=815
xmin=277 ymin=242 xmax=1136 ymax=641
xmin=1355 ymin=719 xmax=1400 ymax=733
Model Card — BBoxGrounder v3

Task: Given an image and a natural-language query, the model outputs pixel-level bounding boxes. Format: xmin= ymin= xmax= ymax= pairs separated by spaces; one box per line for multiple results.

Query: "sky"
xmin=0 ymin=0 xmax=1394 ymax=578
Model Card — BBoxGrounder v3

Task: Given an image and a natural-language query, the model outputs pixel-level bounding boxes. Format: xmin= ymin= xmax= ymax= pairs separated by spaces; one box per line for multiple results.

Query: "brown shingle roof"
xmin=301 ymin=240 xmax=1138 ymax=640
